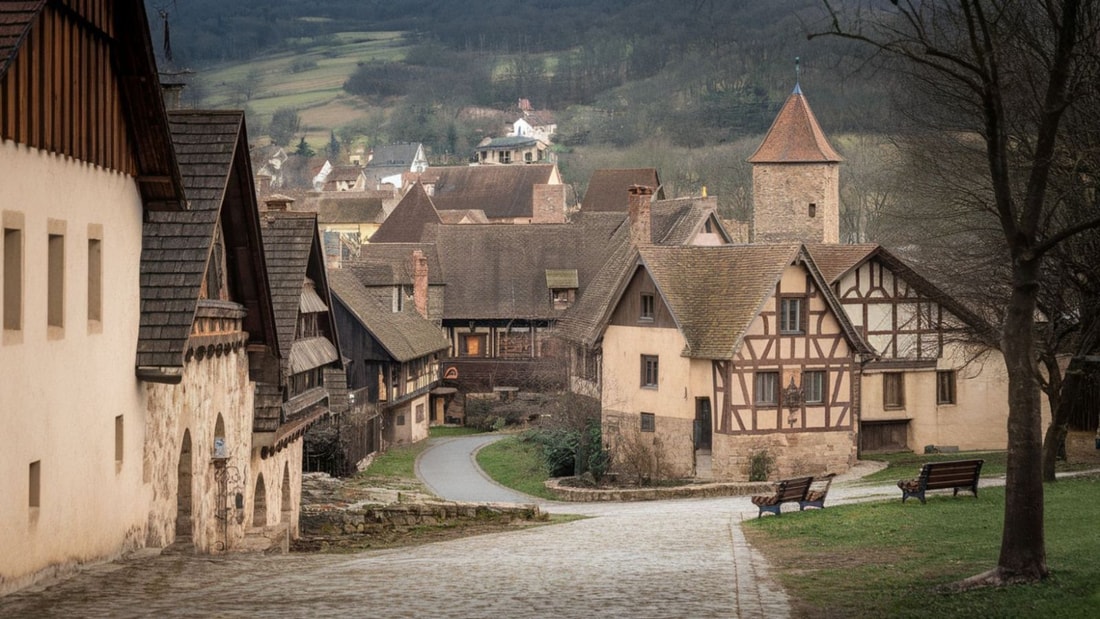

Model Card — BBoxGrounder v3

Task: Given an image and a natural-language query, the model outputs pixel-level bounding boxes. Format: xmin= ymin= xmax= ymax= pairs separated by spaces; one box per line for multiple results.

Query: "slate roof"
xmin=480 ymin=136 xmax=540 ymax=150
xmin=415 ymin=164 xmax=558 ymax=219
xmin=328 ymin=269 xmax=449 ymax=363
xmin=137 ymin=111 xmax=251 ymax=370
xmin=369 ymin=182 xmax=441 ymax=243
xmin=327 ymin=165 xmax=364 ymax=183
xmin=748 ymin=85 xmax=843 ymax=164
xmin=0 ymin=0 xmax=42 ymax=77
xmin=260 ymin=212 xmax=320 ymax=360
xmin=430 ymin=213 xmax=625 ymax=320
xmin=348 ymin=242 xmax=445 ymax=286
xmin=581 ymin=168 xmax=664 ymax=212
xmin=367 ymin=143 xmax=422 ymax=168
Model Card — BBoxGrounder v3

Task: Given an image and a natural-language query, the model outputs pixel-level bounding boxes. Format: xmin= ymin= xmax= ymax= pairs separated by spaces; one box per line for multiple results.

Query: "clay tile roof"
xmin=327 ymin=269 xmax=449 ymax=363
xmin=641 ymin=244 xmax=802 ymax=359
xmin=581 ymin=168 xmax=665 ymax=212
xmin=297 ymin=194 xmax=386 ymax=224
xmin=260 ymin=212 xmax=320 ymax=359
xmin=803 ymin=243 xmax=879 ymax=283
xmin=415 ymin=164 xmax=557 ymax=219
xmin=370 ymin=182 xmax=441 ymax=243
xmin=137 ymin=112 xmax=244 ymax=370
xmin=651 ymin=196 xmax=728 ymax=245
xmin=431 ymin=214 xmax=625 ymax=320
xmin=327 ymin=165 xmax=364 ymax=182
xmin=349 ymin=243 xmax=444 ymax=286
xmin=748 ymin=86 xmax=843 ymax=163
xmin=0 ymin=1 xmax=43 ymax=78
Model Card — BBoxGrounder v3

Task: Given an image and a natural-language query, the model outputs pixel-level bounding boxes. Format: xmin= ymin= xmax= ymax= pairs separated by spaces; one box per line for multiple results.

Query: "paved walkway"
xmin=16 ymin=435 xmax=1065 ymax=618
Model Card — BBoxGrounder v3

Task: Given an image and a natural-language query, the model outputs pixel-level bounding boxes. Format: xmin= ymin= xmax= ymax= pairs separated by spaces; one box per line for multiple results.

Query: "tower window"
xmin=808 ymin=203 xmax=817 ymax=218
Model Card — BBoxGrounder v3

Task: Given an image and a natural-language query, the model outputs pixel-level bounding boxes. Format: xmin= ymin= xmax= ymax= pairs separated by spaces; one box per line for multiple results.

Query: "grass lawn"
xmin=476 ymin=435 xmax=558 ymax=501
xmin=744 ymin=474 xmax=1100 ymax=618
xmin=859 ymin=450 xmax=1009 ymax=483
xmin=430 ymin=426 xmax=484 ymax=438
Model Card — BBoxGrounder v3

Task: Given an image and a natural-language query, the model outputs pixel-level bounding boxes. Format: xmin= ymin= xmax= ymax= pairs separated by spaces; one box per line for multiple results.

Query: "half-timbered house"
xmin=328 ymin=264 xmax=450 ymax=447
xmin=584 ymin=244 xmax=869 ymax=480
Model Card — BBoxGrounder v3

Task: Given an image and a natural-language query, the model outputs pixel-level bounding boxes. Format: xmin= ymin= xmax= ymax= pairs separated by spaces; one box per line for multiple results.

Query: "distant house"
xmin=476 ymin=135 xmax=551 ymax=165
xmin=364 ymin=143 xmax=428 ymax=190
xmin=416 ymin=164 xmax=567 ymax=224
xmin=328 ymin=250 xmax=452 ymax=445
xmin=581 ymin=168 xmax=665 ymax=212
xmin=323 ymin=165 xmax=367 ymax=192
xmin=512 ymin=99 xmax=557 ymax=143
xmin=274 ymin=193 xmax=391 ymax=268
xmin=432 ymin=189 xmax=731 ymax=392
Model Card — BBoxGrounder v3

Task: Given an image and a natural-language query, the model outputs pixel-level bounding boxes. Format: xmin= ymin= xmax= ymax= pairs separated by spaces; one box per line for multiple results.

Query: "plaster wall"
xmin=0 ymin=142 xmax=149 ymax=594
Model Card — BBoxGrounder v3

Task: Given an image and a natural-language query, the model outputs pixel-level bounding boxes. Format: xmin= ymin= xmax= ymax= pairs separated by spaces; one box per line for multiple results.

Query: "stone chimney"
xmin=256 ymin=174 xmax=273 ymax=196
xmin=412 ymin=250 xmax=429 ymax=319
xmin=628 ymin=185 xmax=654 ymax=246
xmin=531 ymin=184 xmax=566 ymax=224
xmin=262 ymin=195 xmax=294 ymax=212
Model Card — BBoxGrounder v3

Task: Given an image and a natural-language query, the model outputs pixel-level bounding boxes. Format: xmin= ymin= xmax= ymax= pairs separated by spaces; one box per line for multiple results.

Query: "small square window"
xmin=937 ymin=370 xmax=956 ymax=405
xmin=884 ymin=373 xmax=905 ymax=409
xmin=115 ymin=415 xmax=124 ymax=464
xmin=641 ymin=355 xmax=659 ymax=388
xmin=416 ymin=403 xmax=425 ymax=423
xmin=396 ymin=414 xmax=406 ymax=426
xmin=3 ymin=222 xmax=23 ymax=332
xmin=48 ymin=231 xmax=65 ymax=329
xmin=88 ymin=232 xmax=102 ymax=325
xmin=640 ymin=412 xmax=655 ymax=432
xmin=804 ymin=371 xmax=826 ymax=404
xmin=640 ymin=293 xmax=655 ymax=321
xmin=755 ymin=371 xmax=779 ymax=406
xmin=808 ymin=203 xmax=817 ymax=218
xmin=29 ymin=460 xmax=41 ymax=508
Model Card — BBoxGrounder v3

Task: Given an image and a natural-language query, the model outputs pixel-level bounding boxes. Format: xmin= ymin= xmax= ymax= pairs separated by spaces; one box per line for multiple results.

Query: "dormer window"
xmin=546 ymin=269 xmax=578 ymax=310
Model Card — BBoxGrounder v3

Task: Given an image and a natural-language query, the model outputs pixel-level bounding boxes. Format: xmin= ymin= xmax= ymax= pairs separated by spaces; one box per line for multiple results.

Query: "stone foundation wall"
xmin=711 ymin=430 xmax=855 ymax=481
xmin=603 ymin=411 xmax=695 ymax=480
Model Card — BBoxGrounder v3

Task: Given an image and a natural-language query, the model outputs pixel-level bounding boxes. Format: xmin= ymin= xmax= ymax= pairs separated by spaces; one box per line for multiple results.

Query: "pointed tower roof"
xmin=748 ymin=85 xmax=843 ymax=163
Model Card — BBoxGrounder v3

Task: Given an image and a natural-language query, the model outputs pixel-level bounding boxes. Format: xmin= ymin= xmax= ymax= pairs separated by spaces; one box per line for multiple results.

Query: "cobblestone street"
xmin=1 ymin=496 xmax=786 ymax=618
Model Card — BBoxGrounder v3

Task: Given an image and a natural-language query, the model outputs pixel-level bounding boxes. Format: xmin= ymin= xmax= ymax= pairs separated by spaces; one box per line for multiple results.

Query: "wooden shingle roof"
xmin=581 ymin=168 xmax=664 ymax=212
xmin=748 ymin=85 xmax=843 ymax=164
xmin=328 ymin=269 xmax=449 ymax=363
xmin=260 ymin=212 xmax=320 ymax=360
xmin=138 ymin=111 xmax=277 ymax=377
xmin=0 ymin=0 xmax=42 ymax=77
xmin=416 ymin=164 xmax=558 ymax=219
xmin=370 ymin=182 xmax=441 ymax=243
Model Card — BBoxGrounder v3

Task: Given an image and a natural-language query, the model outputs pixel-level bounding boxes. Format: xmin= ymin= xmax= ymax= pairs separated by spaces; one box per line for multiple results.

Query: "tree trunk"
xmin=997 ymin=257 xmax=1049 ymax=581
xmin=1039 ymin=355 xmax=1063 ymax=483
xmin=1042 ymin=359 xmax=1085 ymax=481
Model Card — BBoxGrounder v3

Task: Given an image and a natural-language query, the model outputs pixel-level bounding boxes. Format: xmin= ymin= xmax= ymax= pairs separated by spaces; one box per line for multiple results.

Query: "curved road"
xmin=415 ymin=434 xmax=535 ymax=504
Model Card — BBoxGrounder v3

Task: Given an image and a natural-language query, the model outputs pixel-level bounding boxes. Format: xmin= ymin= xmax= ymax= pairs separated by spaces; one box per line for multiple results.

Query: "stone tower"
xmin=748 ymin=84 xmax=843 ymax=244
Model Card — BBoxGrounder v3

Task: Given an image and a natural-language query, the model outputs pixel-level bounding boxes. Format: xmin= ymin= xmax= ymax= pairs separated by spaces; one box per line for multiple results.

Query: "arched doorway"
xmin=176 ymin=430 xmax=193 ymax=538
xmin=281 ymin=463 xmax=292 ymax=523
xmin=253 ymin=474 xmax=267 ymax=528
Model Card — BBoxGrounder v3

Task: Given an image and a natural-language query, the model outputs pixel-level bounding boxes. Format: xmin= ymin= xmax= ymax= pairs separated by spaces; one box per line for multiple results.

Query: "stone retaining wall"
xmin=300 ymin=501 xmax=543 ymax=537
xmin=545 ymin=478 xmax=774 ymax=502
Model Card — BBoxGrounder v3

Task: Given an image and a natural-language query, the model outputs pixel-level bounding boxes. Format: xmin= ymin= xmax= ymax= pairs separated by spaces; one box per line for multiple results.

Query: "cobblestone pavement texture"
xmin=3 ymin=435 xmax=1017 ymax=618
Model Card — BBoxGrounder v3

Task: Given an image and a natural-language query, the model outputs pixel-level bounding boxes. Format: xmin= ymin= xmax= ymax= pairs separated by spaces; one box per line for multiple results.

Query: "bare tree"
xmin=813 ymin=0 xmax=1100 ymax=586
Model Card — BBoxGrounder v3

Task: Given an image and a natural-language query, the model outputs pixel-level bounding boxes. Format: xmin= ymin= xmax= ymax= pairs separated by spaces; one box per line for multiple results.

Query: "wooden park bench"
xmin=800 ymin=474 xmax=836 ymax=511
xmin=897 ymin=459 xmax=984 ymax=504
xmin=750 ymin=476 xmax=813 ymax=517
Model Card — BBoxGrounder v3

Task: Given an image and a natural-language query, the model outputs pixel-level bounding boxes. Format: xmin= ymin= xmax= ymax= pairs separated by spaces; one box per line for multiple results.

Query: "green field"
xmin=196 ymin=31 xmax=410 ymax=145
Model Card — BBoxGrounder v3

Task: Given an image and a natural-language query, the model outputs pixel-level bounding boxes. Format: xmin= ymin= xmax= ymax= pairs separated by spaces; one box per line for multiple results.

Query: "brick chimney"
xmin=412 ymin=250 xmax=429 ymax=319
xmin=531 ymin=184 xmax=566 ymax=224
xmin=628 ymin=185 xmax=654 ymax=246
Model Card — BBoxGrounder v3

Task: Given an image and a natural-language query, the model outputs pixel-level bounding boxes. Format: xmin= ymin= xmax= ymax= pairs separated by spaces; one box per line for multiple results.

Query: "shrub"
xmin=610 ymin=423 xmax=670 ymax=486
xmin=749 ymin=448 xmax=775 ymax=482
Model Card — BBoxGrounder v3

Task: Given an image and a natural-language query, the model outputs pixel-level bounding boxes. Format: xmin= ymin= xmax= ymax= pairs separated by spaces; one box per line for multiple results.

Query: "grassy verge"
xmin=430 ymin=426 xmax=484 ymax=438
xmin=351 ymin=440 xmax=431 ymax=493
xmin=859 ymin=450 xmax=1009 ymax=483
xmin=476 ymin=435 xmax=558 ymax=500
xmin=744 ymin=474 xmax=1100 ymax=618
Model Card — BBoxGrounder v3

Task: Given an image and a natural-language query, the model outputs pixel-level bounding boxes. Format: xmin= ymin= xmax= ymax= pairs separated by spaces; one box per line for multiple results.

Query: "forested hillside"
xmin=146 ymin=0 xmax=897 ymax=217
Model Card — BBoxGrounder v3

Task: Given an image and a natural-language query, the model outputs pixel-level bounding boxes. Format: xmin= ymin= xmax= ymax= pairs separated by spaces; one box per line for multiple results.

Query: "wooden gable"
xmin=608 ymin=265 xmax=677 ymax=330
xmin=0 ymin=0 xmax=183 ymax=209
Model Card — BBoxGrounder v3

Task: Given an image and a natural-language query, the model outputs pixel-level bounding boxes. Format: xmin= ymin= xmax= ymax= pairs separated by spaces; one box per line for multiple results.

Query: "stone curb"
xmin=544 ymin=477 xmax=775 ymax=502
